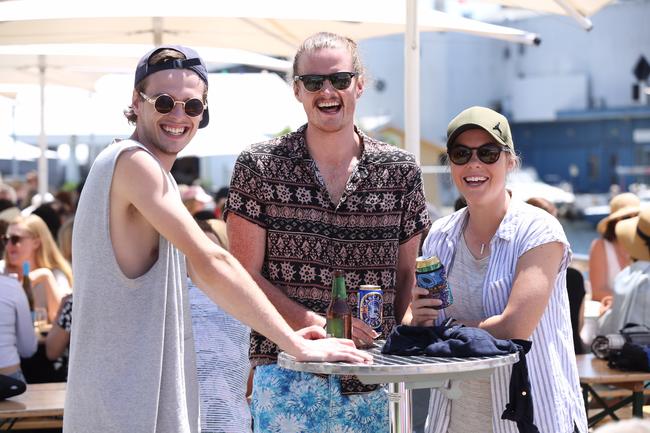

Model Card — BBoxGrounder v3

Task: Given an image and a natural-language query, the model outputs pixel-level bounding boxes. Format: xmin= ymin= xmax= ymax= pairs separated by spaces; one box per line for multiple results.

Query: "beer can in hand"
xmin=358 ymin=285 xmax=383 ymax=333
xmin=415 ymin=256 xmax=453 ymax=309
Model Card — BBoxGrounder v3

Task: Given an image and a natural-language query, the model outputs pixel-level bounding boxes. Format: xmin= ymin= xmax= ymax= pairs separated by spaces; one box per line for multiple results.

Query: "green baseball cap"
xmin=446 ymin=106 xmax=514 ymax=151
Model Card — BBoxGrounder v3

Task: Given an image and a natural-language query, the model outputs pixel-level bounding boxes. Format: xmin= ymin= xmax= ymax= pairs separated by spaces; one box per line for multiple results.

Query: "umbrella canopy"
xmin=0 ymin=43 xmax=292 ymax=193
xmin=0 ymin=0 xmax=542 ymax=194
xmin=0 ymin=0 xmax=540 ymax=49
xmin=476 ymin=0 xmax=614 ymax=30
xmin=0 ymin=44 xmax=293 ymax=84
xmin=180 ymin=73 xmax=306 ymax=158
xmin=0 ymin=136 xmax=57 ymax=161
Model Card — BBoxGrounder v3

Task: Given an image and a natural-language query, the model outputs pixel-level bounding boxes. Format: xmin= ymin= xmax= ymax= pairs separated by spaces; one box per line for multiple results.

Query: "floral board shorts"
xmin=251 ymin=364 xmax=389 ymax=433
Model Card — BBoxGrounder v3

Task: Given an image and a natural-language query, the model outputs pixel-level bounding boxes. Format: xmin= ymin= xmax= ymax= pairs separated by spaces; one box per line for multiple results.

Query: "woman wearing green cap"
xmin=404 ymin=106 xmax=587 ymax=433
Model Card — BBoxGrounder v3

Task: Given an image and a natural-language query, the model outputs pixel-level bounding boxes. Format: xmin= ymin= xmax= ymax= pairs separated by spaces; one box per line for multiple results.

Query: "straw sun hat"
xmin=597 ymin=192 xmax=641 ymax=235
xmin=616 ymin=206 xmax=650 ymax=261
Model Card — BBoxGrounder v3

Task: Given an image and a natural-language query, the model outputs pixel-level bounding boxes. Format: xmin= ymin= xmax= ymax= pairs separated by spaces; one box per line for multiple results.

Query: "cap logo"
xmin=492 ymin=122 xmax=507 ymax=142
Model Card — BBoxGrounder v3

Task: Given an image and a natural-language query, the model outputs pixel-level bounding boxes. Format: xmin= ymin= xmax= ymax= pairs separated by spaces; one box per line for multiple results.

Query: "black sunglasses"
xmin=293 ymin=72 xmax=357 ymax=92
xmin=139 ymin=92 xmax=206 ymax=117
xmin=448 ymin=143 xmax=509 ymax=165
xmin=1 ymin=234 xmax=30 ymax=246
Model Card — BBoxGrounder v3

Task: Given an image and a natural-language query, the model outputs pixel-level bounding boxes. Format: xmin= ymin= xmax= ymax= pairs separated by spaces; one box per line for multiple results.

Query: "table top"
xmin=0 ymin=382 xmax=65 ymax=419
xmin=577 ymin=353 xmax=650 ymax=384
xmin=278 ymin=342 xmax=519 ymax=386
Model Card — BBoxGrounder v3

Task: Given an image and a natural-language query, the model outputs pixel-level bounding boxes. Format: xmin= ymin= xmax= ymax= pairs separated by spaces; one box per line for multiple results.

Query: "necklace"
xmin=465 ymin=222 xmax=490 ymax=257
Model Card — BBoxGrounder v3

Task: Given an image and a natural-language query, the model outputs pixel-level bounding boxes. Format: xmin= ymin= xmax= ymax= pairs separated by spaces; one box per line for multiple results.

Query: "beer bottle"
xmin=326 ymin=270 xmax=352 ymax=339
xmin=22 ymin=261 xmax=35 ymax=311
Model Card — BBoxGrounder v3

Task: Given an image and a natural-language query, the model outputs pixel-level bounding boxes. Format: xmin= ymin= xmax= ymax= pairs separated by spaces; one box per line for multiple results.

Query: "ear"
xmin=355 ymin=76 xmax=364 ymax=99
xmin=132 ymin=89 xmax=142 ymax=116
xmin=506 ymin=153 xmax=516 ymax=171
xmin=293 ymin=82 xmax=302 ymax=103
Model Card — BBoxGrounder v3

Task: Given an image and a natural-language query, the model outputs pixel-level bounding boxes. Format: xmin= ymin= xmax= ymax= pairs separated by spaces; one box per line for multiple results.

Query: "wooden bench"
xmin=576 ymin=354 xmax=650 ymax=428
xmin=0 ymin=382 xmax=65 ymax=431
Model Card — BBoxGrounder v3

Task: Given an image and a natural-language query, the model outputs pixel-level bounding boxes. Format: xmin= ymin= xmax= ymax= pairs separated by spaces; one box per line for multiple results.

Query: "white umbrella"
xmin=179 ymin=73 xmax=306 ymax=158
xmin=0 ymin=0 xmax=540 ymax=51
xmin=0 ymin=43 xmax=293 ymax=195
xmin=0 ymin=135 xmax=57 ymax=161
xmin=0 ymin=0 xmax=542 ymax=191
xmin=475 ymin=0 xmax=614 ymax=30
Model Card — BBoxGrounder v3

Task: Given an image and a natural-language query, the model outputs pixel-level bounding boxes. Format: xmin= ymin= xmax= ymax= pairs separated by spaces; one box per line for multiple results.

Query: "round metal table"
xmin=278 ymin=342 xmax=519 ymax=433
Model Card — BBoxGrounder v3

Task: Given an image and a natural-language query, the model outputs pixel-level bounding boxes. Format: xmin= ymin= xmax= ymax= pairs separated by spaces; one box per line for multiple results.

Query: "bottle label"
xmin=416 ymin=268 xmax=447 ymax=293
xmin=416 ymin=262 xmax=453 ymax=309
xmin=326 ymin=318 xmax=345 ymax=339
xmin=359 ymin=291 xmax=383 ymax=331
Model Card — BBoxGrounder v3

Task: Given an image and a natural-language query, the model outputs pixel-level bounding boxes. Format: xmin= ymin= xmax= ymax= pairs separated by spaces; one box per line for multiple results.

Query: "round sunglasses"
xmin=139 ymin=92 xmax=206 ymax=117
xmin=448 ymin=143 xmax=510 ymax=165
xmin=293 ymin=72 xmax=356 ymax=92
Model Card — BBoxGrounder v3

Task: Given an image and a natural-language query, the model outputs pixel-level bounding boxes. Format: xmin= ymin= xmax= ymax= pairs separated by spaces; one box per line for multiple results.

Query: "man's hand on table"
xmin=352 ymin=318 xmax=380 ymax=349
xmin=289 ymin=325 xmax=373 ymax=364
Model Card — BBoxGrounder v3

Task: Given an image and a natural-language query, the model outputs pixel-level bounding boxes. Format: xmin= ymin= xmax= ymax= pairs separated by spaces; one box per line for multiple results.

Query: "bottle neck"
xmin=331 ymin=276 xmax=347 ymax=299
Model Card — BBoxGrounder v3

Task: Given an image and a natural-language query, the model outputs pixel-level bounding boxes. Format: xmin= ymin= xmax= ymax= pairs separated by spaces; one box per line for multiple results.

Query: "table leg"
xmin=633 ymin=391 xmax=644 ymax=418
xmin=388 ymin=382 xmax=412 ymax=433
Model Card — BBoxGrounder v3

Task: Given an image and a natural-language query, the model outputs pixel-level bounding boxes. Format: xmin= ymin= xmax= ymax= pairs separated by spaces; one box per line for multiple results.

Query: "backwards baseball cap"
xmin=446 ymin=106 xmax=513 ymax=151
xmin=134 ymin=45 xmax=210 ymax=128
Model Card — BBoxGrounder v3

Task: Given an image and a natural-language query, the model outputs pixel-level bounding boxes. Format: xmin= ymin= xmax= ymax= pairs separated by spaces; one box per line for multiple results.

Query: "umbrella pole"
xmin=38 ymin=54 xmax=48 ymax=198
xmin=11 ymin=103 xmax=19 ymax=180
xmin=405 ymin=0 xmax=420 ymax=163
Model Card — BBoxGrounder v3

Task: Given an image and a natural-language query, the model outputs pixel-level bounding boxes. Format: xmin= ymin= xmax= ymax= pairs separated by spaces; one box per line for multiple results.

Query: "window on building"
xmin=588 ymin=155 xmax=599 ymax=180
xmin=609 ymin=154 xmax=618 ymax=186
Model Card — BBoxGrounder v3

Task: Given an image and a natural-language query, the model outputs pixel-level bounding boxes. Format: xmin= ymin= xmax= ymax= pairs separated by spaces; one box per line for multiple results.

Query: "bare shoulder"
xmin=112 ymin=148 xmax=167 ymax=194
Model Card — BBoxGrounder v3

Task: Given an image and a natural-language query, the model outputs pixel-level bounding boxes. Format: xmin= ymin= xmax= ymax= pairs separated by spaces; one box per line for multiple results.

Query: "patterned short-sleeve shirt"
xmin=225 ymin=124 xmax=431 ymax=393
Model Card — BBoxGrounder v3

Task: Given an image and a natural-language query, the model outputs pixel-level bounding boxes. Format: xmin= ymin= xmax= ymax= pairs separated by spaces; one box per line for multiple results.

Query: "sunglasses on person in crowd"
xmin=293 ymin=72 xmax=357 ymax=92
xmin=1 ymin=234 xmax=30 ymax=246
xmin=139 ymin=92 xmax=206 ymax=117
xmin=447 ymin=143 xmax=510 ymax=165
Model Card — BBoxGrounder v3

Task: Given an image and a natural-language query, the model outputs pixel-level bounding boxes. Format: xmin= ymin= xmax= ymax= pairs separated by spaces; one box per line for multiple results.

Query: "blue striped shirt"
xmin=423 ymin=200 xmax=587 ymax=433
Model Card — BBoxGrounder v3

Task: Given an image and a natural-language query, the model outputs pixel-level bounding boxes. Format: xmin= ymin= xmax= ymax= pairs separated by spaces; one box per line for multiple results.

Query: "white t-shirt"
xmin=0 ymin=274 xmax=37 ymax=369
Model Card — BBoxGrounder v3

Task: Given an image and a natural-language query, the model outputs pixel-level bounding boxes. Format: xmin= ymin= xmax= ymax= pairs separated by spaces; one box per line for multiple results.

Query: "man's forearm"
xmin=189 ymin=251 xmax=302 ymax=353
xmin=250 ymin=272 xmax=326 ymax=329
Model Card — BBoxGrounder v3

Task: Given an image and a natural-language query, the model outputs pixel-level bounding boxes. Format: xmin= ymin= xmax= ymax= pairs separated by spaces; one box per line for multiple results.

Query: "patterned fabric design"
xmin=251 ymin=364 xmax=389 ymax=433
xmin=225 ymin=125 xmax=430 ymax=394
xmin=57 ymin=296 xmax=73 ymax=332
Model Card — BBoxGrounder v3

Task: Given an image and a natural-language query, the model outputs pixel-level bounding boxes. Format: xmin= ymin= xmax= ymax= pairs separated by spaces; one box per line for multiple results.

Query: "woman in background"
xmin=0 ymin=274 xmax=37 ymax=382
xmin=1 ymin=214 xmax=72 ymax=323
xmin=588 ymin=192 xmax=640 ymax=302
xmin=45 ymin=219 xmax=75 ymax=375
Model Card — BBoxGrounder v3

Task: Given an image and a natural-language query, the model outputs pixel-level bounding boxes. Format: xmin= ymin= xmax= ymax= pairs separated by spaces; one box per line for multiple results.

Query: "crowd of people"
xmin=1 ymin=33 xmax=648 ymax=433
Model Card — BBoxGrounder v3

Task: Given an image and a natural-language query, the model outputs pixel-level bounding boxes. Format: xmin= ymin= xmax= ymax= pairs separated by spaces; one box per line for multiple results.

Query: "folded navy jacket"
xmin=382 ymin=321 xmax=539 ymax=433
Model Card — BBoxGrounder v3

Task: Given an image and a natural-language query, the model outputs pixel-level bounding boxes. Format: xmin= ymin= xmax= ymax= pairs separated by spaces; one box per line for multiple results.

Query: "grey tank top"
xmin=64 ymin=140 xmax=199 ymax=433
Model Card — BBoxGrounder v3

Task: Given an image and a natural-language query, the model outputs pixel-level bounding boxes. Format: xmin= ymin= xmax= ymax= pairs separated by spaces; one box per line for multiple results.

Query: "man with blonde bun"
xmin=226 ymin=32 xmax=430 ymax=432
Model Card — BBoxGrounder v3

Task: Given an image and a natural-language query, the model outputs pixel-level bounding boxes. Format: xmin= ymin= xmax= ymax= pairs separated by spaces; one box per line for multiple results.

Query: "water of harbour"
xmin=560 ymin=218 xmax=599 ymax=257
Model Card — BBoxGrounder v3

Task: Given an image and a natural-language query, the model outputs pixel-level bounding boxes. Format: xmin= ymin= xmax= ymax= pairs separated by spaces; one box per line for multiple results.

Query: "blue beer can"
xmin=358 ymin=285 xmax=383 ymax=332
xmin=415 ymin=256 xmax=453 ymax=309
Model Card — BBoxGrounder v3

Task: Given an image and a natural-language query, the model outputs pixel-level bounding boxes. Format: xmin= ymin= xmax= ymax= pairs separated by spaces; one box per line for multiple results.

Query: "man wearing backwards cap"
xmin=598 ymin=206 xmax=650 ymax=336
xmin=64 ymin=45 xmax=370 ymax=433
